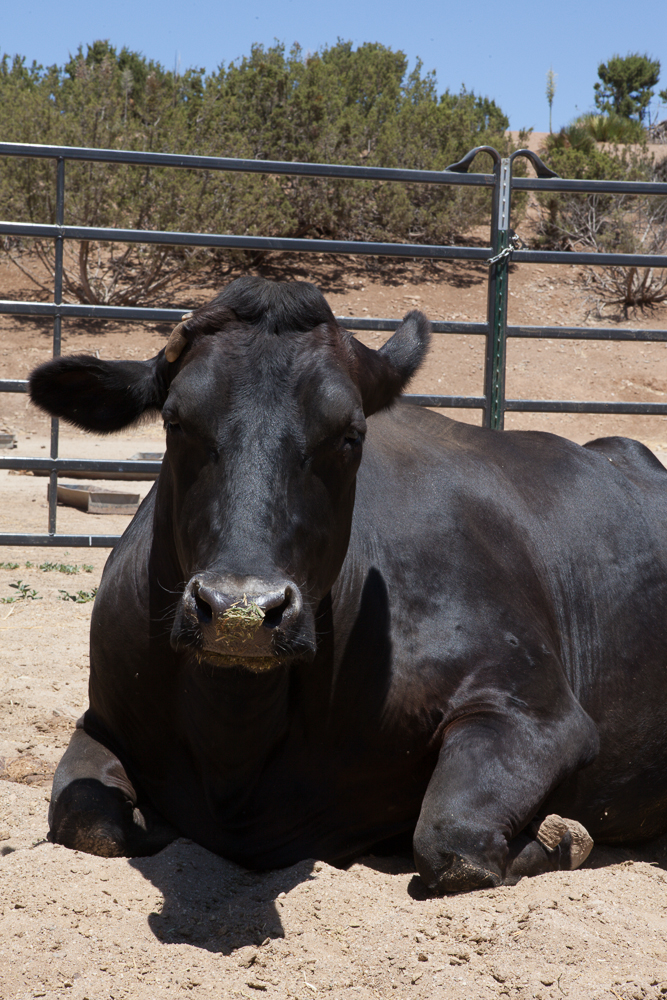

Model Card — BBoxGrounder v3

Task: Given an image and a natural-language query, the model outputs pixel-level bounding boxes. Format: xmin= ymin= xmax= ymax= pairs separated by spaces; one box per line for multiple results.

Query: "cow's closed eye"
xmin=341 ymin=428 xmax=363 ymax=449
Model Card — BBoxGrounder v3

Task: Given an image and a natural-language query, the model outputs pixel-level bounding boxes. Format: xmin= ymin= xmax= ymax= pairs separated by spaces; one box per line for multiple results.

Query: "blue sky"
xmin=4 ymin=0 xmax=667 ymax=134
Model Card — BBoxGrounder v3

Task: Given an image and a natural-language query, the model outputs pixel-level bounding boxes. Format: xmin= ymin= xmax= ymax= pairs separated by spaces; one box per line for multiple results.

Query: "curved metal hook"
xmin=445 ymin=145 xmax=560 ymax=179
xmin=445 ymin=145 xmax=502 ymax=173
xmin=509 ymin=149 xmax=560 ymax=178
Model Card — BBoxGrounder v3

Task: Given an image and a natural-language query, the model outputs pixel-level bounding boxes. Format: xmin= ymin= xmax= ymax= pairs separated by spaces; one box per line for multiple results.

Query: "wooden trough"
xmin=48 ymin=483 xmax=141 ymax=515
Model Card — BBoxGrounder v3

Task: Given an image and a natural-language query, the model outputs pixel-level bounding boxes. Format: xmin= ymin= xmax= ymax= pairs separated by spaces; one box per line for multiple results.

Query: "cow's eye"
xmin=164 ymin=420 xmax=181 ymax=434
xmin=343 ymin=428 xmax=362 ymax=447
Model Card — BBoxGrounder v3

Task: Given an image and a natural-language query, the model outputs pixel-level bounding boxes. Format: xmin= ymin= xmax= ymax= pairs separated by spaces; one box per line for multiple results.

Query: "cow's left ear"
xmin=29 ymin=353 xmax=169 ymax=433
xmin=350 ymin=310 xmax=430 ymax=416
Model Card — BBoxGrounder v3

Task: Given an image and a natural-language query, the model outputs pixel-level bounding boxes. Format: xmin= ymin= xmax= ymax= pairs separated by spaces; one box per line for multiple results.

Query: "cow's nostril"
xmin=194 ymin=590 xmax=213 ymax=625
xmin=263 ymin=597 xmax=290 ymax=629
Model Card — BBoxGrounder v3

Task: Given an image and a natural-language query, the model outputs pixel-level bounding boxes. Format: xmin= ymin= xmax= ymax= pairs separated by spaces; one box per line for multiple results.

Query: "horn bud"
xmin=165 ymin=312 xmax=194 ymax=363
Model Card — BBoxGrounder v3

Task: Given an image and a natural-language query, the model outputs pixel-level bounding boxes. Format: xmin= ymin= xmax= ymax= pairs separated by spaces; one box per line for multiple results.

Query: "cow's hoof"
xmin=535 ymin=814 xmax=593 ymax=870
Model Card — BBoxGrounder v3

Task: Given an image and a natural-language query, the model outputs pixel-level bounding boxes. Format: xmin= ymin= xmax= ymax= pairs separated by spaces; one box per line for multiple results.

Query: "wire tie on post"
xmin=487 ymin=232 xmax=524 ymax=267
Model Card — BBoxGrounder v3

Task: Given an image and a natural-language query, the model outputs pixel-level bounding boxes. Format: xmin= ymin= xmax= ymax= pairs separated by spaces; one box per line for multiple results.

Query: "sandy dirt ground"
xmin=1 ymin=245 xmax=667 ymax=1000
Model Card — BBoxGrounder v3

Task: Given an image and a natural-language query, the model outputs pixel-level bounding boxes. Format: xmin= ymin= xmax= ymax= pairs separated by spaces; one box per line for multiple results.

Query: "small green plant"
xmin=1 ymin=581 xmax=42 ymax=603
xmin=58 ymin=588 xmax=98 ymax=603
xmin=39 ymin=562 xmax=80 ymax=574
xmin=0 ymin=562 xmax=20 ymax=570
xmin=33 ymin=561 xmax=94 ymax=574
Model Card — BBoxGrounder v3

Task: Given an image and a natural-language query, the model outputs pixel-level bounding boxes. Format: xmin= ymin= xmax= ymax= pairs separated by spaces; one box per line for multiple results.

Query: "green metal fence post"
xmin=48 ymin=156 xmax=65 ymax=535
xmin=483 ymin=157 xmax=511 ymax=430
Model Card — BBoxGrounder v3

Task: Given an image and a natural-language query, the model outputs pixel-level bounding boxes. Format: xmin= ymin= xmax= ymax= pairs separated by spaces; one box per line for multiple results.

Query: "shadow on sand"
xmin=127 ymin=830 xmax=667 ymax=953
xmin=129 ymin=838 xmax=317 ymax=954
xmin=584 ymin=831 xmax=667 ymax=874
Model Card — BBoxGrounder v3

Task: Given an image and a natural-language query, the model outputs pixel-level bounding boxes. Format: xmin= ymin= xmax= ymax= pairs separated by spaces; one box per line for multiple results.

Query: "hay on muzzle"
xmin=215 ymin=595 xmax=265 ymax=643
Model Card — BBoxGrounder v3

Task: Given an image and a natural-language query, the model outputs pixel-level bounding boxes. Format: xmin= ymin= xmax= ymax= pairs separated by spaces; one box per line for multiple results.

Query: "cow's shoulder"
xmin=360 ymin=404 xmax=594 ymax=500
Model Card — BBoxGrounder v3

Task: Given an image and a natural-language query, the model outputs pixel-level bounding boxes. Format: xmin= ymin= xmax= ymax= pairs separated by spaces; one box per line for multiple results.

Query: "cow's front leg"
xmin=49 ymin=721 xmax=177 ymax=857
xmin=413 ymin=701 xmax=597 ymax=893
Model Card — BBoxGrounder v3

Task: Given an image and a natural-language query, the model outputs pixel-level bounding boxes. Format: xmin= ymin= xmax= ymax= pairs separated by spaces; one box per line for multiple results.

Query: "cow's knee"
xmin=49 ymin=777 xmax=139 ymax=857
xmin=48 ymin=724 xmax=177 ymax=858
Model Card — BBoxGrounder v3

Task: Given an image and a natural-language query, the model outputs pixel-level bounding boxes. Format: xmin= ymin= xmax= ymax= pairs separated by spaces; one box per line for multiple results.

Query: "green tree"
xmin=594 ymin=53 xmax=660 ymax=122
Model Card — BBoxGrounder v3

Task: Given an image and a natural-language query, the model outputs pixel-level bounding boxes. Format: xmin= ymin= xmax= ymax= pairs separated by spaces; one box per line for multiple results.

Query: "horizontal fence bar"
xmin=4 ymin=308 xmax=664 ymax=343
xmin=1 ymin=143 xmax=665 ymax=196
xmin=0 ymin=301 xmax=185 ymax=322
xmin=4 ymin=222 xmax=666 ymax=269
xmin=512 ymin=249 xmax=667 ymax=268
xmin=0 ymin=302 xmax=490 ymax=336
xmin=514 ymin=176 xmax=667 ymax=195
xmin=0 ymin=457 xmax=161 ymax=473
xmin=3 ymin=395 xmax=660 ymax=426
xmin=404 ymin=396 xmax=667 ymax=414
xmin=2 ymin=384 xmax=661 ymax=416
xmin=505 ymin=399 xmax=667 ymax=415
xmin=340 ymin=319 xmax=488 ymax=334
xmin=0 ymin=142 xmax=495 ymax=187
xmin=0 ymin=221 xmax=493 ymax=261
xmin=0 ymin=394 xmax=489 ymax=422
xmin=507 ymin=325 xmax=667 ymax=342
xmin=404 ymin=394 xmax=486 ymax=408
xmin=3 ymin=305 xmax=665 ymax=343
xmin=0 ymin=533 xmax=120 ymax=546
xmin=0 ymin=379 xmax=28 ymax=392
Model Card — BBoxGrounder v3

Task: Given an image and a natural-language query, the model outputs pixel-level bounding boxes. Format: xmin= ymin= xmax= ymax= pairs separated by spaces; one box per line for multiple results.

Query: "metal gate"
xmin=0 ymin=140 xmax=666 ymax=547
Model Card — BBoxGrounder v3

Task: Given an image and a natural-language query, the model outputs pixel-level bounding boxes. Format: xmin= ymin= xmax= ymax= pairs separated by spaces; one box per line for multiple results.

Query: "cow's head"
xmin=30 ymin=277 xmax=429 ymax=671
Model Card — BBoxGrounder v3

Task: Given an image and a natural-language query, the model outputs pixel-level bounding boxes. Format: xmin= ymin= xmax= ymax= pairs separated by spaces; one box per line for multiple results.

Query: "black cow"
xmin=29 ymin=277 xmax=667 ymax=893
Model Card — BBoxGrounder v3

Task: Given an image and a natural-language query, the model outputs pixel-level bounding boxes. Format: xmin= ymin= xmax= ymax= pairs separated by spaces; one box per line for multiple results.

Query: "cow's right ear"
xmin=29 ymin=353 xmax=168 ymax=433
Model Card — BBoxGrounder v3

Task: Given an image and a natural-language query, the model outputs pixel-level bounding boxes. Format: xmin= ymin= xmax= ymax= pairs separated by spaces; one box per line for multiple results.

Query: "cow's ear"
xmin=350 ymin=310 xmax=430 ymax=417
xmin=29 ymin=353 xmax=168 ymax=433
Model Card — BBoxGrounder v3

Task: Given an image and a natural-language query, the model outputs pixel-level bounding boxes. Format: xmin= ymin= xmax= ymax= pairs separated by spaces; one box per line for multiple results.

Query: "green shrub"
xmin=0 ymin=41 xmax=513 ymax=302
xmin=577 ymin=113 xmax=646 ymax=145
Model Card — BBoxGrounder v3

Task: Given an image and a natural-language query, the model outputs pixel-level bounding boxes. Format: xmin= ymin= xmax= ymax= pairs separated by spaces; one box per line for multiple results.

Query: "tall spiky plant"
xmin=546 ymin=67 xmax=557 ymax=133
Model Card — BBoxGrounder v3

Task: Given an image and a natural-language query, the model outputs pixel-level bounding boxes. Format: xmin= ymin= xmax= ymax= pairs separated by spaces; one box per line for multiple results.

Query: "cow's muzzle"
xmin=173 ymin=572 xmax=314 ymax=669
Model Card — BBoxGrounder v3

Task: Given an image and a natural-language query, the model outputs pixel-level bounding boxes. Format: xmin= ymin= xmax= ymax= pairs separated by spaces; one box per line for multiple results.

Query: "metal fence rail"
xmin=0 ymin=140 xmax=666 ymax=547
